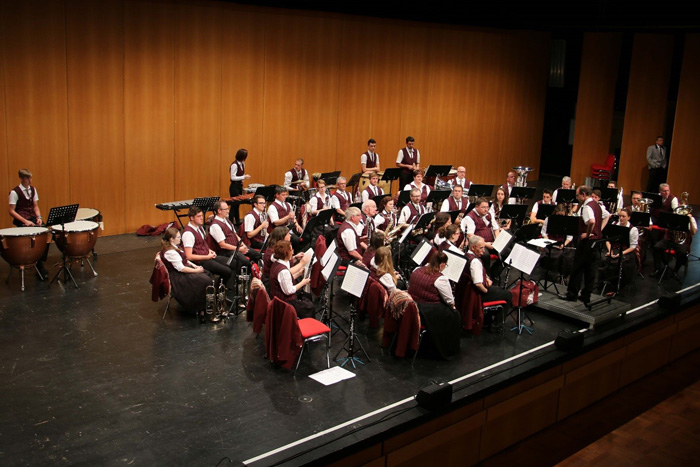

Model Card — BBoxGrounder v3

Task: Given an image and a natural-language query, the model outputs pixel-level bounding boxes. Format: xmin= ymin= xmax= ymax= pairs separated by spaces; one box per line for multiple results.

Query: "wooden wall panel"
xmin=1 ymin=0 xmax=70 ymax=217
xmin=66 ymin=0 xmax=125 ymax=235
xmin=0 ymin=28 xmax=9 ymax=229
xmin=667 ymin=33 xmax=700 ymax=194
xmin=124 ymin=0 xmax=176 ymax=231
xmin=570 ymin=33 xmax=622 ymax=186
xmin=174 ymin=0 xmax=222 ymax=200
xmin=618 ymin=34 xmax=674 ymax=193
xmin=220 ymin=5 xmax=266 ymax=187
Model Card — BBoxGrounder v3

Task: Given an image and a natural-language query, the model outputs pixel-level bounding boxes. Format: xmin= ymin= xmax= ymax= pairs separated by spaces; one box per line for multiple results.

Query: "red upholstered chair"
xmin=296 ymin=317 xmax=331 ymax=374
xmin=458 ymin=279 xmax=509 ymax=335
xmin=591 ymin=154 xmax=617 ymax=182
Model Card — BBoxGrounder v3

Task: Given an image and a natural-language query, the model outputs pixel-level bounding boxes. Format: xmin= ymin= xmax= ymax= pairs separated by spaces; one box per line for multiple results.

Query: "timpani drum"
xmin=0 ymin=227 xmax=50 ymax=290
xmin=358 ymin=171 xmax=391 ymax=194
xmin=75 ymin=207 xmax=103 ymax=236
xmin=51 ymin=221 xmax=100 ymax=259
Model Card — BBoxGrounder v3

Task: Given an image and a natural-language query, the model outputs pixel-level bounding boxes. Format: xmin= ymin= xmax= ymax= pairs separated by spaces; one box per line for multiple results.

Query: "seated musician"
xmin=398 ymin=188 xmax=426 ymax=226
xmin=374 ymin=197 xmax=398 ymax=232
xmin=502 ymin=171 xmax=517 ymax=204
xmin=243 ymin=195 xmax=269 ymax=250
xmin=308 ymin=179 xmax=332 ymax=217
xmin=449 ymin=166 xmax=471 ymax=190
xmin=465 ymin=235 xmax=512 ymax=332
xmin=182 ymin=206 xmax=233 ymax=288
xmin=262 ymin=226 xmax=306 ymax=290
xmin=591 ymin=189 xmax=611 ymax=230
xmin=362 ymin=231 xmax=386 ymax=270
xmin=331 ymin=177 xmax=353 ymax=222
xmin=490 ymin=187 xmax=511 ymax=230
xmin=651 ymin=208 xmax=697 ymax=278
xmin=336 ymin=206 xmax=366 ymax=266
xmin=607 ymin=180 xmax=623 ymax=210
xmin=403 ymin=170 xmax=431 ymax=205
xmin=8 ymin=168 xmax=48 ymax=277
xmin=629 ymin=190 xmax=651 ymax=265
xmin=440 ymin=184 xmax=469 ymax=215
xmin=362 ymin=172 xmax=384 ymax=202
xmin=461 ymin=197 xmax=502 ymax=277
xmin=659 ymin=183 xmax=679 ymax=212
xmin=432 ymin=212 xmax=452 ymax=247
xmin=603 ymin=208 xmax=639 ymax=290
xmin=540 ymin=204 xmax=574 ymax=280
xmin=360 ymin=199 xmax=378 ymax=244
xmin=529 ymin=189 xmax=554 ymax=226
xmin=269 ymin=240 xmax=314 ymax=318
xmin=283 ymin=158 xmax=310 ymax=190
xmin=207 ymin=201 xmax=260 ymax=269
xmin=361 ymin=138 xmax=380 ymax=174
xmin=438 ymin=224 xmax=464 ymax=254
xmin=160 ymin=227 xmax=217 ymax=323
xmin=267 ymin=186 xmax=303 ymax=251
xmin=552 ymin=176 xmax=574 ymax=206
xmin=373 ymin=246 xmax=403 ymax=293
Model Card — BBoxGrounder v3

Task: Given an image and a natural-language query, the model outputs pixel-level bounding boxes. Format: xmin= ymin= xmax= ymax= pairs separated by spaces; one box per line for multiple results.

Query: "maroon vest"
xmin=269 ymin=201 xmax=292 ymax=233
xmin=661 ymin=195 xmax=675 ymax=212
xmin=451 ymin=178 xmax=471 ymax=189
xmin=159 ymin=249 xmax=188 ymax=274
xmin=502 ymin=183 xmax=512 ymax=200
xmin=290 ymin=168 xmax=306 ymax=183
xmin=409 ymin=183 xmax=429 ymax=204
xmin=269 ymin=261 xmax=297 ymax=301
xmin=246 ymin=210 xmax=266 ymax=245
xmin=407 ymin=267 xmax=442 ymax=304
xmin=465 ymin=252 xmax=485 ymax=284
xmin=183 ymin=225 xmax=209 ymax=256
xmin=333 ymin=190 xmax=351 ymax=220
xmin=400 ymin=148 xmax=418 ymax=174
xmin=12 ymin=186 xmax=35 ymax=219
xmin=337 ymin=222 xmax=361 ymax=260
xmin=364 ymin=185 xmax=383 ymax=199
xmin=230 ymin=161 xmax=245 ymax=178
xmin=405 ymin=203 xmax=424 ymax=225
xmin=262 ymin=248 xmax=274 ymax=279
xmin=580 ymin=199 xmax=603 ymax=239
xmin=446 ymin=196 xmax=469 ymax=214
xmin=208 ymin=218 xmax=239 ymax=253
xmin=364 ymin=151 xmax=378 ymax=169
xmin=468 ymin=210 xmax=495 ymax=243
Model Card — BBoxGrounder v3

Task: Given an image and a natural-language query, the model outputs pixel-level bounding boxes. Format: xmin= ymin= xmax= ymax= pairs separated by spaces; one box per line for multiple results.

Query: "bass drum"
xmin=52 ymin=221 xmax=99 ymax=259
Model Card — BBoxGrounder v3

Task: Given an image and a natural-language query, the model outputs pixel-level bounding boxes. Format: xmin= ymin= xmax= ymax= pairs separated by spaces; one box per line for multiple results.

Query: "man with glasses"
xmin=182 ymin=206 xmax=233 ymax=287
xmin=243 ymin=195 xmax=270 ymax=250
xmin=208 ymin=201 xmax=259 ymax=270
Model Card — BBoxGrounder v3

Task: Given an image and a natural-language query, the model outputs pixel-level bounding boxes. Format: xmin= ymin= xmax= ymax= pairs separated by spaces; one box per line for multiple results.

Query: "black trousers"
xmin=567 ymin=238 xmax=598 ymax=301
xmin=195 ymin=256 xmax=234 ymax=288
xmin=646 ymin=167 xmax=666 ymax=193
xmin=228 ymin=181 xmax=243 ymax=224
xmin=653 ymin=238 xmax=689 ymax=271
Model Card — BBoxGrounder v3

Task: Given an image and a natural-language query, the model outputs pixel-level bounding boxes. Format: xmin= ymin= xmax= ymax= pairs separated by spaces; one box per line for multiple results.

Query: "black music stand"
xmin=543 ymin=215 xmax=579 ymax=295
xmin=555 ymin=189 xmax=576 ymax=205
xmin=536 ymin=204 xmax=556 ymax=220
xmin=381 ymin=168 xmax=402 ymax=194
xmin=447 ymin=210 xmax=461 ymax=224
xmin=47 ymin=204 xmax=80 ymax=289
xmin=468 ymin=184 xmax=495 ymax=199
xmin=335 ymin=263 xmax=371 ymax=368
xmin=397 ymin=190 xmax=411 ymax=208
xmin=255 ymin=185 xmax=278 ymax=203
xmin=424 ymin=164 xmax=452 ymax=189
xmin=658 ymin=211 xmax=696 ymax=267
xmin=346 ymin=172 xmax=363 ymax=190
xmin=504 ymin=243 xmax=540 ymax=335
xmin=510 ymin=186 xmax=536 ymax=203
xmin=301 ymin=208 xmax=334 ymax=246
xmin=413 ymin=212 xmax=436 ymax=236
xmin=641 ymin=192 xmax=662 ymax=209
xmin=500 ymin=204 xmax=528 ymax=226
xmin=600 ymin=187 xmax=619 ymax=209
xmin=630 ymin=212 xmax=651 ymax=229
xmin=601 ymin=223 xmax=630 ymax=296
xmin=320 ymin=171 xmax=341 ymax=186
xmin=372 ymin=193 xmax=391 ymax=207
xmin=193 ymin=196 xmax=220 ymax=227
xmin=318 ymin=251 xmax=346 ymax=340
xmin=426 ymin=189 xmax=450 ymax=210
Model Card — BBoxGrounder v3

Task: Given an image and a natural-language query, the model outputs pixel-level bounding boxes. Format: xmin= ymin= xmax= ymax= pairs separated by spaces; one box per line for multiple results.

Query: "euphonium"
xmin=673 ymin=192 xmax=692 ymax=244
xmin=638 ymin=198 xmax=654 ymax=213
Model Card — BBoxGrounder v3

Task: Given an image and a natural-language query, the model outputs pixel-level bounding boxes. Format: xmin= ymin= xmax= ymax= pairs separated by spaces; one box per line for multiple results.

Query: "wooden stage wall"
xmin=0 ymin=0 xmax=550 ymax=235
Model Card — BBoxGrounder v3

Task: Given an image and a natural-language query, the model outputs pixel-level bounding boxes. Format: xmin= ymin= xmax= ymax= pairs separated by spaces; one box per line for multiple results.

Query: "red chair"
xmin=150 ymin=253 xmax=173 ymax=320
xmin=458 ymin=280 xmax=508 ymax=335
xmin=591 ymin=154 xmax=617 ymax=182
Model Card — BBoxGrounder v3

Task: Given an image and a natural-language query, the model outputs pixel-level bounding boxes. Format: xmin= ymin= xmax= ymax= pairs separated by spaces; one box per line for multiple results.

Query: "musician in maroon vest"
xmin=207 ymin=201 xmax=255 ymax=271
xmin=331 ymin=177 xmax=353 ymax=222
xmin=361 ymin=138 xmax=380 ymax=174
xmin=658 ymin=183 xmax=679 ymax=214
xmin=564 ymin=186 xmax=602 ymax=305
xmin=529 ymin=189 xmax=555 ymax=226
xmin=398 ymin=189 xmax=426 ymax=226
xmin=462 ymin=197 xmax=501 ymax=275
xmin=466 ymin=235 xmax=512 ymax=332
xmin=269 ymin=240 xmax=314 ymax=318
xmin=243 ymin=195 xmax=269 ymax=250
xmin=362 ymin=172 xmax=384 ymax=202
xmin=8 ymin=169 xmax=49 ymax=277
xmin=501 ymin=171 xmax=517 ymax=204
xmin=182 ymin=206 xmax=233 ymax=287
xmin=449 ymin=166 xmax=472 ymax=190
xmin=336 ymin=206 xmax=365 ymax=264
xmin=403 ymin=170 xmax=431 ymax=205
xmin=440 ymin=185 xmax=469 ymax=215
xmin=283 ymin=158 xmax=310 ymax=190
xmin=396 ymin=136 xmax=421 ymax=191
xmin=408 ymin=252 xmax=454 ymax=307
xmin=267 ymin=186 xmax=303 ymax=251
xmin=229 ymin=148 xmax=251 ymax=224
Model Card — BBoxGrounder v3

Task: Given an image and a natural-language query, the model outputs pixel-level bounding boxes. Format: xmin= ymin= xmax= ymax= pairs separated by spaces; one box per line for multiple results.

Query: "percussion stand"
xmin=47 ymin=204 xmax=80 ymax=289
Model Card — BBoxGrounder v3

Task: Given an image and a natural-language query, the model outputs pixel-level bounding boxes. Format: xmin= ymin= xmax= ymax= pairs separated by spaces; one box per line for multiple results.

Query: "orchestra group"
xmin=8 ymin=134 xmax=696 ymax=357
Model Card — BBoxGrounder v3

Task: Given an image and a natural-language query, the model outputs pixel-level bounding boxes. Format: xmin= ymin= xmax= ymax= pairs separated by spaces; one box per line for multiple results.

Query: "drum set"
xmin=0 ymin=206 xmax=102 ymax=291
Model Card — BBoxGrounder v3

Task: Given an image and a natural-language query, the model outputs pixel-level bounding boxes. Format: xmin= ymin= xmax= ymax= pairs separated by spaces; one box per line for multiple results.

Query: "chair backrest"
xmin=605 ymin=153 xmax=616 ymax=169
xmin=251 ymin=285 xmax=270 ymax=333
xmin=265 ymin=297 xmax=303 ymax=370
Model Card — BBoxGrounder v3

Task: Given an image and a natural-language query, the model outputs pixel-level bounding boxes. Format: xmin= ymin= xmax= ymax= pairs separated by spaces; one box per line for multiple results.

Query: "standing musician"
xmin=465 ymin=235 xmax=512 ymax=332
xmin=207 ymin=201 xmax=257 ymax=269
xmin=362 ymin=172 xmax=384 ymax=202
xmin=529 ymin=189 xmax=555 ymax=226
xmin=283 ymin=158 xmax=310 ymax=190
xmin=269 ymin=240 xmax=314 ymax=318
xmin=228 ymin=148 xmax=251 ymax=224
xmin=336 ymin=206 xmax=366 ymax=265
xmin=398 ymin=188 xmax=426 ymax=226
xmin=308 ymin=179 xmax=332 ymax=217
xmin=440 ymin=184 xmax=469 ymax=215
xmin=361 ymin=138 xmax=380 ymax=174
xmin=603 ymin=208 xmax=639 ymax=290
xmin=182 ymin=206 xmax=233 ymax=287
xmin=449 ymin=166 xmax=471 ymax=190
xmin=331 ymin=176 xmax=353 ymax=222
xmin=502 ymin=171 xmax=517 ymax=204
xmin=267 ymin=186 xmax=303 ymax=251
xmin=396 ymin=136 xmax=421 ymax=190
xmin=243 ymin=195 xmax=270 ymax=250
xmin=403 ymin=170 xmax=431 ymax=205
xmin=461 ymin=197 xmax=502 ymax=276
xmin=8 ymin=168 xmax=48 ymax=278
xmin=563 ymin=186 xmax=602 ymax=305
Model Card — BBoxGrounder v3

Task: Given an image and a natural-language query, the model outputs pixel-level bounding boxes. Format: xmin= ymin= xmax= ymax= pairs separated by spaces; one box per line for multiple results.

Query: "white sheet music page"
xmin=321 ymin=240 xmax=336 ymax=266
xmin=504 ymin=243 xmax=539 ymax=275
xmin=321 ymin=253 xmax=338 ymax=281
xmin=527 ymin=238 xmax=556 ymax=248
xmin=411 ymin=241 xmax=432 ymax=265
xmin=340 ymin=263 xmax=369 ymax=298
xmin=442 ymin=250 xmax=467 ymax=282
xmin=492 ymin=229 xmax=512 ymax=253
xmin=399 ymin=223 xmax=413 ymax=244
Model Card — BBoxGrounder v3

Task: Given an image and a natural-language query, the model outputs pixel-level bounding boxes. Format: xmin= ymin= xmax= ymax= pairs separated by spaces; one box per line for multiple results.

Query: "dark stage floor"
xmin=1 ymin=206 xmax=698 ymax=466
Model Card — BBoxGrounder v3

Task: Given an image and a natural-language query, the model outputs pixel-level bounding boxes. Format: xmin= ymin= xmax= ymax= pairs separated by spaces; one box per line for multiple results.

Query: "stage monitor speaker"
xmin=658 ymin=292 xmax=681 ymax=310
xmin=415 ymin=382 xmax=453 ymax=411
xmin=555 ymin=329 xmax=584 ymax=352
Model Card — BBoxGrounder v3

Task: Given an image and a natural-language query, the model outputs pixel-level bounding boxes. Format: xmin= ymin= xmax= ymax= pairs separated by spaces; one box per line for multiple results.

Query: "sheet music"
xmin=321 ymin=253 xmax=338 ymax=281
xmin=340 ymin=264 xmax=369 ymax=298
xmin=399 ymin=223 xmax=413 ymax=244
xmin=527 ymin=238 xmax=557 ymax=248
xmin=504 ymin=243 xmax=539 ymax=275
xmin=492 ymin=230 xmax=512 ymax=253
xmin=411 ymin=241 xmax=432 ymax=265
xmin=309 ymin=366 xmax=356 ymax=385
xmin=321 ymin=240 xmax=336 ymax=266
xmin=303 ymin=248 xmax=315 ymax=293
xmin=442 ymin=250 xmax=467 ymax=283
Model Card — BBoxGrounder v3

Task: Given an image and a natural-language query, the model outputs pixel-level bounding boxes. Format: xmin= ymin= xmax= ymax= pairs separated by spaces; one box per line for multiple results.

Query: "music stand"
xmin=536 ymin=204 xmax=556 ymax=220
xmin=641 ymin=192 xmax=662 ymax=209
xmin=255 ymin=185 xmax=278 ymax=203
xmin=350 ymin=202 xmax=362 ymax=211
xmin=381 ymin=168 xmax=402 ymax=194
xmin=599 ymin=187 xmax=619 ymax=205
xmin=413 ymin=212 xmax=436 ymax=234
xmin=372 ymin=193 xmax=391 ymax=207
xmin=320 ymin=171 xmax=341 ymax=186
xmin=630 ymin=211 xmax=651 ymax=229
xmin=318 ymin=252 xmax=344 ymax=340
xmin=468 ymin=184 xmax=495 ymax=199
xmin=335 ymin=263 xmax=371 ymax=368
xmin=346 ymin=172 xmax=363 ymax=189
xmin=424 ymin=164 xmax=453 ymax=189
xmin=510 ymin=186 xmax=536 ymax=204
xmin=541 ymin=215 xmax=579 ymax=295
xmin=397 ymin=190 xmax=412 ymax=207
xmin=500 ymin=204 xmax=528 ymax=225
xmin=601 ymin=223 xmax=630 ymax=296
xmin=447 ymin=209 xmax=461 ymax=224
xmin=301 ymin=208 xmax=334 ymax=245
xmin=504 ymin=243 xmax=540 ymax=335
xmin=555 ymin=189 xmax=576 ymax=205
xmin=47 ymin=204 xmax=80 ymax=289
xmin=426 ymin=189 xmax=450 ymax=210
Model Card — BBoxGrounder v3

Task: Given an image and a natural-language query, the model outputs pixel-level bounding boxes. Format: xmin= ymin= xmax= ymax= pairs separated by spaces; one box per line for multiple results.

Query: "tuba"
xmin=673 ymin=192 xmax=692 ymax=244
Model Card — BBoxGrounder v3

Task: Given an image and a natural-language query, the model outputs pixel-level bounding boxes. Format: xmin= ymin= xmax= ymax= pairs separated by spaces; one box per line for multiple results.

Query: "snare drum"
xmin=359 ymin=171 xmax=391 ymax=195
xmin=51 ymin=221 xmax=99 ymax=258
xmin=0 ymin=227 xmax=50 ymax=268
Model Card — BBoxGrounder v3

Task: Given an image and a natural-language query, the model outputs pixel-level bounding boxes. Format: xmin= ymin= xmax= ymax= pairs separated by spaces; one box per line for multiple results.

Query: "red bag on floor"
xmin=509 ymin=280 xmax=539 ymax=307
